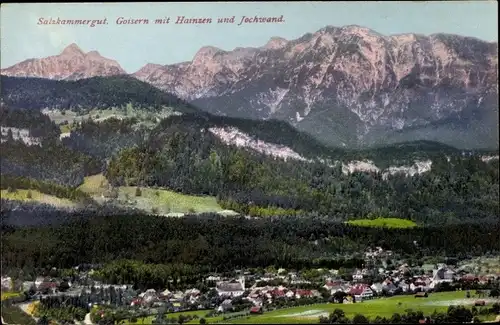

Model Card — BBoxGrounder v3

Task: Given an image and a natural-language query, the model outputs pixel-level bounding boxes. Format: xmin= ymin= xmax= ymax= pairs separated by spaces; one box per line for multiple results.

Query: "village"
xmin=2 ymin=248 xmax=500 ymax=324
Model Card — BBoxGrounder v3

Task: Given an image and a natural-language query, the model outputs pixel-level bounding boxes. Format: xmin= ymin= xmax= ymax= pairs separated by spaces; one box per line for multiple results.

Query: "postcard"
xmin=1 ymin=2 xmax=499 ymax=324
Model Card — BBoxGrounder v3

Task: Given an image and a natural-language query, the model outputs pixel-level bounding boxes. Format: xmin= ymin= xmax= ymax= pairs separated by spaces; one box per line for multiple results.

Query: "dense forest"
xmin=1 ymin=214 xmax=499 ymax=288
xmin=61 ymin=117 xmax=149 ymax=160
xmin=154 ymin=114 xmax=476 ymax=166
xmin=0 ymin=75 xmax=198 ymax=113
xmin=0 ymin=140 xmax=102 ymax=187
xmin=0 ymin=105 xmax=60 ymax=139
xmin=0 ymin=105 xmax=498 ymax=223
xmin=105 ymin=116 xmax=499 ymax=224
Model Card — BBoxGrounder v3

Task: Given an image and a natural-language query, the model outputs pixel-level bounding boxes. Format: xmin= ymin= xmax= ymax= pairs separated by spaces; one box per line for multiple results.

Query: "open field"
xmin=78 ymin=174 xmax=224 ymax=215
xmin=225 ymin=291 xmax=500 ymax=324
xmin=1 ymin=292 xmax=22 ymax=301
xmin=0 ymin=305 xmax=36 ymax=325
xmin=1 ymin=189 xmax=77 ymax=208
xmin=346 ymin=217 xmax=418 ymax=229
xmin=124 ymin=309 xmax=223 ymax=324
xmin=44 ymin=106 xmax=180 ymax=129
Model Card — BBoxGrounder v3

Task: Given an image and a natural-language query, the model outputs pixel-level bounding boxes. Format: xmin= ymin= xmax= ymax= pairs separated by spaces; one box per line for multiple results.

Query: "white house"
xmin=216 ymin=277 xmax=245 ymax=297
xmin=429 ymin=267 xmax=455 ymax=289
xmin=352 ymin=270 xmax=364 ymax=281
xmin=370 ymin=282 xmax=384 ymax=294
xmin=217 ymin=299 xmax=233 ymax=312
xmin=1 ymin=276 xmax=12 ymax=291
xmin=398 ymin=280 xmax=410 ymax=292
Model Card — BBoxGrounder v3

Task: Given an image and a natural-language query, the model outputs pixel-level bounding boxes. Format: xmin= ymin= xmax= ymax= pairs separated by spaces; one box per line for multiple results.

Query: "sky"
xmin=1 ymin=1 xmax=498 ymax=73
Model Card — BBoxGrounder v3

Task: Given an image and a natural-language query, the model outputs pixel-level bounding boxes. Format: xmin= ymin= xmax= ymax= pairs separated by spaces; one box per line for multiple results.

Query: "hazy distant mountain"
xmin=1 ymin=43 xmax=126 ymax=80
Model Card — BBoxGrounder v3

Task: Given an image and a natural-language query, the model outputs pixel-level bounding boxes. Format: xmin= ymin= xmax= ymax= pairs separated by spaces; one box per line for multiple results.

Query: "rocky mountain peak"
xmin=1 ymin=43 xmax=126 ymax=80
xmin=264 ymin=37 xmax=288 ymax=50
xmin=194 ymin=46 xmax=224 ymax=59
xmin=132 ymin=25 xmax=497 ymax=149
xmin=61 ymin=43 xmax=85 ymax=56
xmin=87 ymin=50 xmax=101 ymax=57
xmin=132 ymin=63 xmax=165 ymax=80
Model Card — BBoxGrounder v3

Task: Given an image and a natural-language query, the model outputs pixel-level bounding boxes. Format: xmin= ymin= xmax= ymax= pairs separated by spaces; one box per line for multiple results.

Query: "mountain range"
xmin=1 ymin=25 xmax=498 ymax=149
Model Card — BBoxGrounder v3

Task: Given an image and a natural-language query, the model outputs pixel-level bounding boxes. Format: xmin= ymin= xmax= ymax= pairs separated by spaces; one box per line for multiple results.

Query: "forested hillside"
xmin=0 ymin=75 xmax=198 ymax=113
xmin=105 ymin=117 xmax=499 ymax=224
xmin=1 ymin=141 xmax=102 ymax=187
xmin=151 ymin=114 xmax=475 ymax=163
xmin=61 ymin=117 xmax=149 ymax=160
xmin=0 ymin=105 xmax=60 ymax=139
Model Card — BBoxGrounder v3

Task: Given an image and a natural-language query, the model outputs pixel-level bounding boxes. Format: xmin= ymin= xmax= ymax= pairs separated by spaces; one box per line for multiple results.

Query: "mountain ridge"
xmin=1 ymin=43 xmax=127 ymax=80
xmin=2 ymin=25 xmax=498 ymax=149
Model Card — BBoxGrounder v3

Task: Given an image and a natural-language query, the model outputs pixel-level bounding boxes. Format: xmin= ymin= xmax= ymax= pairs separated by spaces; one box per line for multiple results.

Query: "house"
xmin=22 ymin=281 xmax=36 ymax=293
xmin=38 ymin=280 xmax=58 ymax=294
xmin=216 ymin=278 xmax=245 ymax=297
xmin=398 ymin=280 xmax=410 ymax=292
xmin=130 ymin=298 xmax=142 ymax=306
xmin=370 ymin=282 xmax=384 ymax=294
xmin=270 ymin=289 xmax=285 ymax=298
xmin=295 ymin=289 xmax=313 ymax=299
xmin=352 ymin=269 xmax=364 ymax=281
xmin=432 ymin=267 xmax=455 ymax=281
xmin=429 ymin=267 xmax=455 ymax=289
xmin=461 ymin=274 xmax=479 ymax=282
xmin=217 ymin=299 xmax=233 ymax=312
xmin=1 ymin=276 xmax=13 ymax=291
xmin=140 ymin=289 xmax=159 ymax=306
xmin=185 ymin=288 xmax=200 ymax=297
xmin=324 ymin=280 xmax=345 ymax=291
xmin=160 ymin=289 xmax=172 ymax=299
xmin=382 ymin=280 xmax=397 ymax=294
xmin=206 ymin=275 xmax=221 ymax=282
xmin=35 ymin=276 xmax=47 ymax=290
xmin=171 ymin=291 xmax=184 ymax=301
xmin=349 ymin=284 xmax=373 ymax=300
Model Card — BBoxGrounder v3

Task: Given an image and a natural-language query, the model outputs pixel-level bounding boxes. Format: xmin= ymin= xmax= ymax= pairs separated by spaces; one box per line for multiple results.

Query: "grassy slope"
xmin=226 ymin=292 xmax=500 ymax=324
xmin=1 ymin=292 xmax=22 ymax=301
xmin=1 ymin=189 xmax=77 ymax=208
xmin=346 ymin=218 xmax=418 ymax=229
xmin=78 ymin=174 xmax=223 ymax=215
xmin=1 ymin=305 xmax=36 ymax=325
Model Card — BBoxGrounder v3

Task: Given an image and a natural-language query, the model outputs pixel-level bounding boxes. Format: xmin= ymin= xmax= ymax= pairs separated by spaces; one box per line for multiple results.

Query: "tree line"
xmin=2 ymin=214 xmax=499 ymax=284
xmin=0 ymin=75 xmax=198 ymax=113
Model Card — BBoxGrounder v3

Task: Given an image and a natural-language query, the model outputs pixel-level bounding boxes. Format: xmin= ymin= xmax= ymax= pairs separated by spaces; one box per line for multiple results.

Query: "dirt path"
xmin=84 ymin=312 xmax=93 ymax=325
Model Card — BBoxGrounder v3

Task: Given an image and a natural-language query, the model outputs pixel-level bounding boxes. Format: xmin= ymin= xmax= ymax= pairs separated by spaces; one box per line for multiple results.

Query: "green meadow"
xmin=225 ymin=291 xmax=499 ymax=324
xmin=346 ymin=217 xmax=418 ymax=229
xmin=121 ymin=309 xmax=223 ymax=324
xmin=78 ymin=173 xmax=223 ymax=215
xmin=0 ymin=189 xmax=77 ymax=208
